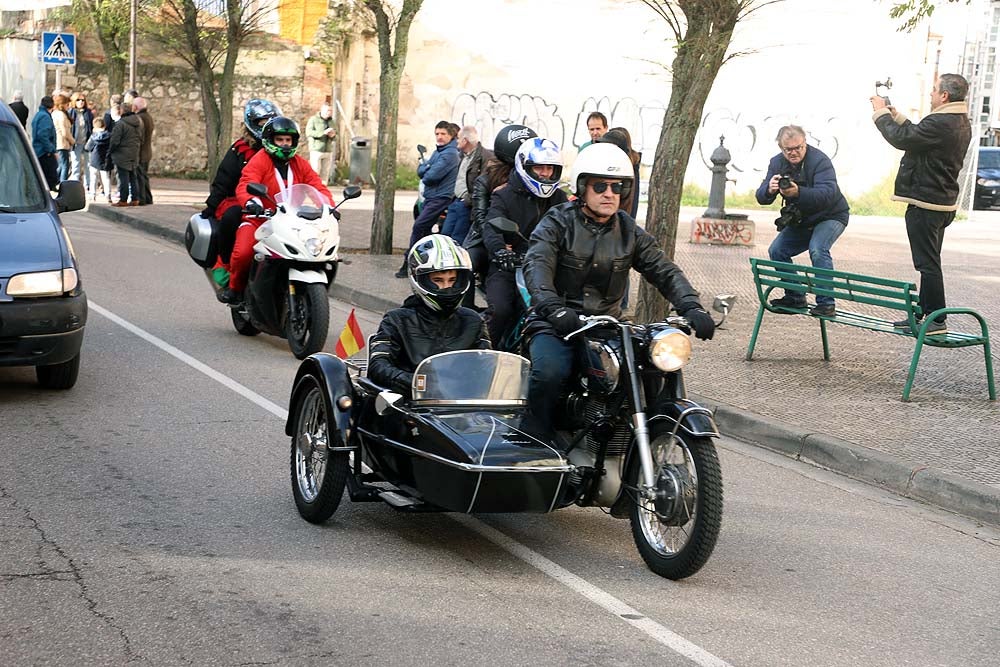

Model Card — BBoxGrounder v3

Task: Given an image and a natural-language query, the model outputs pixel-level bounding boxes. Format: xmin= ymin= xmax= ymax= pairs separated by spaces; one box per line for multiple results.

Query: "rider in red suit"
xmin=202 ymin=99 xmax=280 ymax=267
xmin=217 ymin=116 xmax=333 ymax=304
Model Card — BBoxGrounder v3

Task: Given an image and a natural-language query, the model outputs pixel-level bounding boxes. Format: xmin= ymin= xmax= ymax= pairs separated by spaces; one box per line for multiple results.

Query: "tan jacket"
xmin=52 ymin=109 xmax=74 ymax=150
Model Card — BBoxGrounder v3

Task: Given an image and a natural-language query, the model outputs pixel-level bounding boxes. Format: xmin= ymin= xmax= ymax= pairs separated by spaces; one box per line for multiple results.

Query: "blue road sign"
xmin=41 ymin=32 xmax=76 ymax=66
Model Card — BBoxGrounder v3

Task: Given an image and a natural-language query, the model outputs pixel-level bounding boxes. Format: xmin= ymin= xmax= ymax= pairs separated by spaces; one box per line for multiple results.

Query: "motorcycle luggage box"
xmin=185 ymin=213 xmax=219 ymax=268
xmin=366 ymin=408 xmax=571 ymax=514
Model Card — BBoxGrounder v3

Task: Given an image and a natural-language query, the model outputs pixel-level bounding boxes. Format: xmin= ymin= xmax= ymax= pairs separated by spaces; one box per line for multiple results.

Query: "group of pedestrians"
xmin=22 ymin=87 xmax=155 ymax=205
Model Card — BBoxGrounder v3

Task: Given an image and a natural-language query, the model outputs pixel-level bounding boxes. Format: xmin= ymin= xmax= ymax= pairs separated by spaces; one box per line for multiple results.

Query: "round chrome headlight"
xmin=304 ymin=237 xmax=323 ymax=256
xmin=649 ymin=328 xmax=692 ymax=372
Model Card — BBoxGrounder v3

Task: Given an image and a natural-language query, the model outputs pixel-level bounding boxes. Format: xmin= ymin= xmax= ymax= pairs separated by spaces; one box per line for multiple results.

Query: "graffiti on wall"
xmin=690 ymin=218 xmax=755 ymax=246
xmin=451 ymin=92 xmax=855 ymax=184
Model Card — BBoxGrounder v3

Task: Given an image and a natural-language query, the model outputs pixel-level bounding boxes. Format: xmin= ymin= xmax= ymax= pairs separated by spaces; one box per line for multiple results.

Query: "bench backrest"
xmin=750 ymin=258 xmax=922 ymax=315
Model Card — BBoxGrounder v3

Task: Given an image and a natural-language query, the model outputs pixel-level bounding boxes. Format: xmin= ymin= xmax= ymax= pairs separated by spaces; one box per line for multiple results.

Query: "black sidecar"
xmin=287 ymin=350 xmax=572 ymax=522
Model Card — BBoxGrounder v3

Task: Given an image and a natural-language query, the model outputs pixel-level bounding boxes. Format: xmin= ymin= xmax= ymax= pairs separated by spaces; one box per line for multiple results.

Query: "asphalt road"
xmin=1 ymin=211 xmax=997 ymax=666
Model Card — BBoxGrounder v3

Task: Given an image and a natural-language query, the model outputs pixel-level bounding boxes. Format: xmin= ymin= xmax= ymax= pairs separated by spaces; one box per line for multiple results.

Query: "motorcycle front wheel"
xmin=628 ymin=429 xmax=723 ymax=580
xmin=290 ymin=376 xmax=348 ymax=523
xmin=287 ymin=283 xmax=330 ymax=359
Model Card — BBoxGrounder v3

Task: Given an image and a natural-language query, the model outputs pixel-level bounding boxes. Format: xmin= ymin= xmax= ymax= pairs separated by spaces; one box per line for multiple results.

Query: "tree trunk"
xmin=365 ymin=0 xmax=423 ymax=255
xmin=636 ymin=1 xmax=739 ymax=323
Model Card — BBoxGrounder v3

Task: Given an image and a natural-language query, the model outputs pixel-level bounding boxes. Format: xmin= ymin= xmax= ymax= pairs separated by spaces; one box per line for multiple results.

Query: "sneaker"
xmin=899 ymin=319 xmax=947 ymax=336
xmin=769 ymin=294 xmax=807 ymax=309
xmin=809 ymin=303 xmax=835 ymax=317
xmin=893 ymin=318 xmax=918 ymax=329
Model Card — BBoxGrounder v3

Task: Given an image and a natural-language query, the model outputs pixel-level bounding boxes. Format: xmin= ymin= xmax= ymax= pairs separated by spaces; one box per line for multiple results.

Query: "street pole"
xmin=129 ymin=0 xmax=137 ymax=91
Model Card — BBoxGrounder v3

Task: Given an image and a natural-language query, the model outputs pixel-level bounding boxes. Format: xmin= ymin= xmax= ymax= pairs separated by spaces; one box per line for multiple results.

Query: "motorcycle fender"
xmin=287 ymin=268 xmax=328 ymax=285
xmin=285 ymin=353 xmax=354 ymax=443
xmin=648 ymin=399 xmax=720 ymax=438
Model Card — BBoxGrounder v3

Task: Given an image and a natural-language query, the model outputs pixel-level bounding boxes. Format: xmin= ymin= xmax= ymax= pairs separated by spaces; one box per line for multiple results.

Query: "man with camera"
xmin=871 ymin=74 xmax=972 ymax=336
xmin=755 ymin=125 xmax=850 ymax=316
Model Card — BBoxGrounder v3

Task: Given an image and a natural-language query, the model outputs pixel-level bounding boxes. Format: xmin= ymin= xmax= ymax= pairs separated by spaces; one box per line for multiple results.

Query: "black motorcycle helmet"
xmin=493 ymin=124 xmax=538 ymax=165
xmin=407 ymin=234 xmax=474 ymax=315
xmin=261 ymin=117 xmax=300 ymax=161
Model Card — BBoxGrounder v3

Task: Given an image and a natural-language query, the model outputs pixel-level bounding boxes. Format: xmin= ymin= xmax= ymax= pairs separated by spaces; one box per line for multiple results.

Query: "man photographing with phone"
xmin=755 ymin=124 xmax=850 ymax=316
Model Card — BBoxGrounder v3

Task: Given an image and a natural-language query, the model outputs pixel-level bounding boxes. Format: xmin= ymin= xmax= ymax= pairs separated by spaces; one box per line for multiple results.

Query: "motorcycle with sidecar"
xmin=286 ymin=297 xmax=735 ymax=580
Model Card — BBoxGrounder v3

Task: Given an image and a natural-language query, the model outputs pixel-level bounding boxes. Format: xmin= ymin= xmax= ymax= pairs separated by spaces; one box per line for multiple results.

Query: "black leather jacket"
xmin=368 ymin=295 xmax=491 ymax=395
xmin=463 ymin=172 xmax=493 ymax=250
xmin=523 ymin=202 xmax=702 ymax=333
xmin=873 ymin=101 xmax=972 ymax=211
xmin=482 ymin=170 xmax=569 ymax=256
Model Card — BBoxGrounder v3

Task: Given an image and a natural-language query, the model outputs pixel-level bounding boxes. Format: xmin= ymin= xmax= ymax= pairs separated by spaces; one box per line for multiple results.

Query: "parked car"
xmin=974 ymin=146 xmax=1000 ymax=211
xmin=0 ymin=101 xmax=87 ymax=388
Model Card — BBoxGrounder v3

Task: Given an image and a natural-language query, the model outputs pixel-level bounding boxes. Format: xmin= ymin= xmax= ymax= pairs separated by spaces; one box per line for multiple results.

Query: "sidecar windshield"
xmin=273 ymin=184 xmax=331 ymax=212
xmin=411 ymin=350 xmax=529 ymax=406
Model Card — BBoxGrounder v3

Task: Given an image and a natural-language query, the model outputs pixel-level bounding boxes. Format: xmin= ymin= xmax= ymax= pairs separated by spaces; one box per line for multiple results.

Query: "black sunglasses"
xmin=591 ymin=181 xmax=624 ymax=194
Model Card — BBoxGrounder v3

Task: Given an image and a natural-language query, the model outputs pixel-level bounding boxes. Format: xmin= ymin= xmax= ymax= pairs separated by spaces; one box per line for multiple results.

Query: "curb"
xmin=694 ymin=393 xmax=1000 ymax=526
xmin=88 ymin=204 xmax=1000 ymax=527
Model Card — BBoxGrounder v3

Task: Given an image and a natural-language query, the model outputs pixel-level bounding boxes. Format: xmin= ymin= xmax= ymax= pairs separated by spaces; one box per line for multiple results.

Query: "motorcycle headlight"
xmin=304 ymin=237 xmax=324 ymax=256
xmin=978 ymin=177 xmax=1000 ymax=187
xmin=7 ymin=268 xmax=78 ymax=296
xmin=648 ymin=328 xmax=692 ymax=372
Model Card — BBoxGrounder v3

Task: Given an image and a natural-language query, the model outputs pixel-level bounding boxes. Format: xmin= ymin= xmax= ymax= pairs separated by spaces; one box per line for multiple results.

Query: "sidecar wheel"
xmin=628 ymin=432 xmax=722 ymax=580
xmin=230 ymin=303 xmax=260 ymax=336
xmin=287 ymin=283 xmax=330 ymax=359
xmin=290 ymin=377 xmax=348 ymax=523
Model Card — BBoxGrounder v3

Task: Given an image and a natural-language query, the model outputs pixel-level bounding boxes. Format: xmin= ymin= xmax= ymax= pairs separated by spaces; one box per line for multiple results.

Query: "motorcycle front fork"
xmin=620 ymin=330 xmax=659 ymax=499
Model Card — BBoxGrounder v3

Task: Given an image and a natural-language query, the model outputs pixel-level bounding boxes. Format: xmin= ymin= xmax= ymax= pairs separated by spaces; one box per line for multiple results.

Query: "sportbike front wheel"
xmin=287 ymin=283 xmax=330 ymax=359
xmin=628 ymin=430 xmax=723 ymax=580
xmin=290 ymin=377 xmax=348 ymax=523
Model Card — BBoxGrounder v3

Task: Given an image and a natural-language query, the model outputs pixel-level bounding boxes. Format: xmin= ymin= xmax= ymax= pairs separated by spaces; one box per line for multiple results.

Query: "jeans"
xmin=71 ymin=146 xmax=90 ymax=189
xmin=526 ymin=332 xmax=577 ymax=435
xmin=408 ymin=196 xmax=453 ymax=249
xmin=905 ymin=205 xmax=953 ymax=323
xmin=56 ymin=149 xmax=71 ymax=181
xmin=440 ymin=198 xmax=472 ymax=244
xmin=768 ymin=218 xmax=846 ymax=306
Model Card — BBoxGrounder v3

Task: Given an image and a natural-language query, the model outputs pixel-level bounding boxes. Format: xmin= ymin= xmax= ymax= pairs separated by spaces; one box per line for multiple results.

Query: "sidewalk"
xmin=89 ymin=177 xmax=1000 ymax=526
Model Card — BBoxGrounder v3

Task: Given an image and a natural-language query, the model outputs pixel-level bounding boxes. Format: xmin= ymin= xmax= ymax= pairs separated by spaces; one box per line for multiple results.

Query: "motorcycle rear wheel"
xmin=287 ymin=283 xmax=330 ymax=359
xmin=230 ymin=303 xmax=260 ymax=336
xmin=628 ymin=430 xmax=723 ymax=580
xmin=290 ymin=377 xmax=348 ymax=523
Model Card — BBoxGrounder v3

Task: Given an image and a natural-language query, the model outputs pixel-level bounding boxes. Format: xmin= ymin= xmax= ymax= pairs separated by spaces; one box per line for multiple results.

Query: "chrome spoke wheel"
xmin=290 ymin=376 xmax=348 ymax=523
xmin=294 ymin=387 xmax=328 ymax=503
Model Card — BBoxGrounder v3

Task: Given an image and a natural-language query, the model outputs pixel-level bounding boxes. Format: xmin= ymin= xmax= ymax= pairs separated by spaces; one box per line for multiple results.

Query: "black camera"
xmin=778 ymin=175 xmax=793 ymax=190
xmin=774 ymin=203 xmax=802 ymax=232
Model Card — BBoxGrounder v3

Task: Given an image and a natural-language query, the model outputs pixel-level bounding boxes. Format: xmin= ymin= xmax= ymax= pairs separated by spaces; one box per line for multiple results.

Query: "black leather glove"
xmin=244 ymin=199 xmax=264 ymax=216
xmin=548 ymin=306 xmax=581 ymax=337
xmin=201 ymin=207 xmax=214 ymax=220
xmin=493 ymin=248 xmax=518 ymax=273
xmin=680 ymin=306 xmax=715 ymax=341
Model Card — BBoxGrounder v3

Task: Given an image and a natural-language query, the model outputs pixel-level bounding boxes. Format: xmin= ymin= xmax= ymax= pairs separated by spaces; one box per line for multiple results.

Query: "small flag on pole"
xmin=335 ymin=308 xmax=365 ymax=359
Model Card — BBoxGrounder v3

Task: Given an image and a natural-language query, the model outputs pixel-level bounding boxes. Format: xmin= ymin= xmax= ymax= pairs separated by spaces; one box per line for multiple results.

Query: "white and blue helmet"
xmin=514 ymin=138 xmax=563 ymax=198
xmin=407 ymin=234 xmax=474 ymax=314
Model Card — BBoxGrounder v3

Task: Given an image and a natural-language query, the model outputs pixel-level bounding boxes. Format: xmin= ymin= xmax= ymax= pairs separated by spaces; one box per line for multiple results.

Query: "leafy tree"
xmin=55 ymin=0 xmax=134 ymax=96
xmin=362 ymin=0 xmax=423 ymax=255
xmin=144 ymin=0 xmax=273 ymax=175
xmin=635 ymin=0 xmax=771 ymax=323
xmin=888 ymin=0 xmax=965 ymax=32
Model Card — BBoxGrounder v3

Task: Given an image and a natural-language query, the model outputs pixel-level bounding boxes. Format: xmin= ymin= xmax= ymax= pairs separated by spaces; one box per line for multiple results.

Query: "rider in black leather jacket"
xmin=368 ymin=235 xmax=490 ymax=395
xmin=522 ymin=143 xmax=714 ymax=441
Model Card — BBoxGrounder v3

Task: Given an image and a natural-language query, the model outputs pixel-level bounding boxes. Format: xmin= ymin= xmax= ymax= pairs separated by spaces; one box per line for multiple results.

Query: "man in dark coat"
xmin=30 ymin=96 xmax=58 ymax=190
xmin=440 ymin=125 xmax=493 ymax=245
xmin=133 ymin=96 xmax=155 ymax=205
xmin=9 ymin=90 xmax=29 ymax=127
xmin=108 ymin=102 xmax=143 ymax=206
xmin=871 ymin=73 xmax=973 ymax=336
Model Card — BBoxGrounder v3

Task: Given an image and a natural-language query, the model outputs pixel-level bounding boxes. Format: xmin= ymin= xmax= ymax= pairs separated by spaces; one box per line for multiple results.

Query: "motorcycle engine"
xmin=567 ymin=395 xmax=632 ymax=504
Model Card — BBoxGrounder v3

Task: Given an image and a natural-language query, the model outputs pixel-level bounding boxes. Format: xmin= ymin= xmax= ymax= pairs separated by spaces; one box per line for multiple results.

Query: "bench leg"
xmin=984 ymin=338 xmax=996 ymax=401
xmin=902 ymin=337 xmax=927 ymax=402
xmin=746 ymin=304 xmax=766 ymax=361
xmin=820 ymin=319 xmax=830 ymax=361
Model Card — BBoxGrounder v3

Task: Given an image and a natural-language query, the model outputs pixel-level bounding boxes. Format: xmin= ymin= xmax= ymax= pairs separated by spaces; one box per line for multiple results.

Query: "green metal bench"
xmin=747 ymin=258 xmax=996 ymax=402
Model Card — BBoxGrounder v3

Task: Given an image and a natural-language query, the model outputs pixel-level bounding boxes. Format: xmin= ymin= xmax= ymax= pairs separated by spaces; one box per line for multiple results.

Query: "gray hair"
xmin=12 ymin=90 xmax=23 ymax=101
xmin=775 ymin=125 xmax=806 ymax=144
xmin=458 ymin=125 xmax=478 ymax=143
xmin=937 ymin=73 xmax=968 ymax=102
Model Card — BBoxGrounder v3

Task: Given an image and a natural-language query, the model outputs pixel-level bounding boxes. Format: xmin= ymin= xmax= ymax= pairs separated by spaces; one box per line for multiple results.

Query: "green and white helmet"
xmin=407 ymin=234 xmax=473 ymax=314
xmin=261 ymin=116 xmax=300 ymax=162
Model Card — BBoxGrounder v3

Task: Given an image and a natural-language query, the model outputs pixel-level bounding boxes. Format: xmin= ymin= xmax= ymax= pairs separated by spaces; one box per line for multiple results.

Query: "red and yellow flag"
xmin=334 ymin=308 xmax=364 ymax=359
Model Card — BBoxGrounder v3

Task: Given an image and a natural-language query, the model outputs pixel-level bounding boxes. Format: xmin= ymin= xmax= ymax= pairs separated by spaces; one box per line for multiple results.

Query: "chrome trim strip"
xmin=357 ymin=428 xmax=574 ymax=473
xmin=467 ymin=418 xmax=497 ymax=513
xmin=410 ymin=399 xmax=527 ymax=407
xmin=648 ymin=404 xmax=719 ymax=438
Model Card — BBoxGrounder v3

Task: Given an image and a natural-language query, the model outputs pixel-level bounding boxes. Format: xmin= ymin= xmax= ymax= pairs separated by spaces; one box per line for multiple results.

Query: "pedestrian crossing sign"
xmin=41 ymin=32 xmax=76 ymax=66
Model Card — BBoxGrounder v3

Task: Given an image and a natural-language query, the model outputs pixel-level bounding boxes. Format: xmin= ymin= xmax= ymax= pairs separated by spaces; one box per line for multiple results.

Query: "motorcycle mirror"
xmin=247 ymin=182 xmax=268 ymax=198
xmin=487 ymin=217 xmax=520 ymax=234
xmin=342 ymin=185 xmax=362 ymax=200
xmin=375 ymin=390 xmax=403 ymax=416
xmin=712 ymin=294 xmax=737 ymax=314
xmin=416 ymin=144 xmax=427 ymax=155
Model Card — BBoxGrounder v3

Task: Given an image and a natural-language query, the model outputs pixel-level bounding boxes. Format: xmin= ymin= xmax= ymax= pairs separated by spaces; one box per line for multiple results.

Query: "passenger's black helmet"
xmin=493 ymin=124 xmax=538 ymax=165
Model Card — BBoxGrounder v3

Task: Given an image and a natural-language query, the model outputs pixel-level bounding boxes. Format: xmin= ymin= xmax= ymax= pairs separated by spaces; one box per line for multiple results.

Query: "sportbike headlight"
xmin=304 ymin=237 xmax=324 ymax=257
xmin=648 ymin=328 xmax=692 ymax=372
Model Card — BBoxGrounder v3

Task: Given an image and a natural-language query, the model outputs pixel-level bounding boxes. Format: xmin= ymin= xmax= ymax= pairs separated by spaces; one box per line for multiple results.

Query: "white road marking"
xmin=92 ymin=300 xmax=733 ymax=667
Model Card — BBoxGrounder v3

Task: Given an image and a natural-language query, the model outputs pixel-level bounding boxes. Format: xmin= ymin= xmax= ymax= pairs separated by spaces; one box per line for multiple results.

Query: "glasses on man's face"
xmin=591 ymin=181 xmax=624 ymax=194
xmin=781 ymin=143 xmax=805 ymax=155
